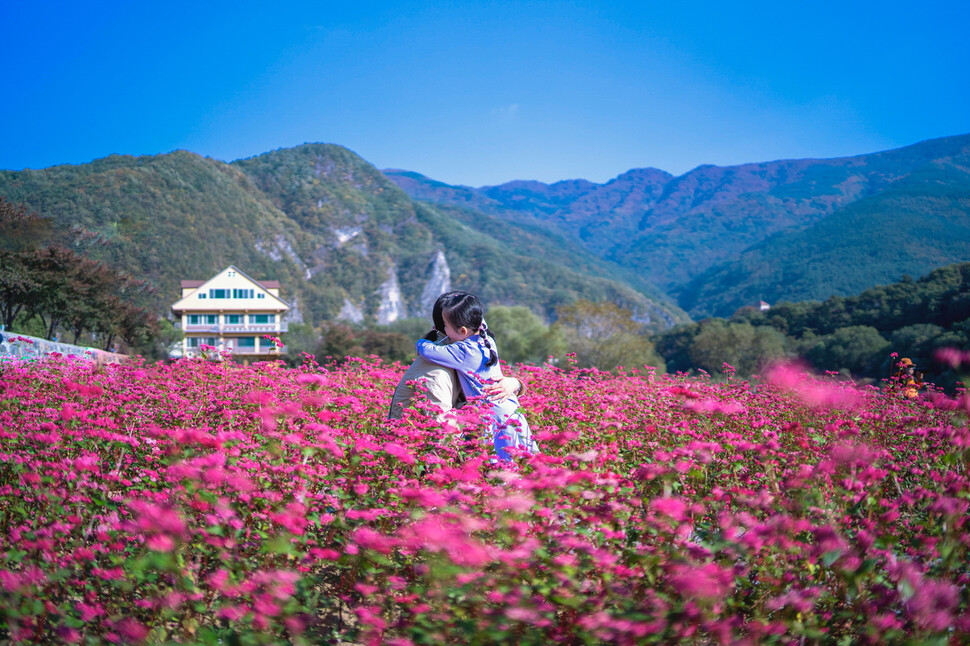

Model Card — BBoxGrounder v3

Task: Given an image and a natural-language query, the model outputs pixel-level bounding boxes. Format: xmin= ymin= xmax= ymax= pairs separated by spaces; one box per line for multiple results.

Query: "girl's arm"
xmin=415 ymin=339 xmax=475 ymax=372
xmin=483 ymin=377 xmax=525 ymax=402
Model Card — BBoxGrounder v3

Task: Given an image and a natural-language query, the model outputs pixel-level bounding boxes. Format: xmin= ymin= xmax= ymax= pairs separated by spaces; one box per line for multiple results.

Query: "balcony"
xmin=182 ymin=345 xmax=288 ymax=358
xmin=183 ymin=323 xmax=288 ymax=334
xmin=224 ymin=344 xmax=288 ymax=355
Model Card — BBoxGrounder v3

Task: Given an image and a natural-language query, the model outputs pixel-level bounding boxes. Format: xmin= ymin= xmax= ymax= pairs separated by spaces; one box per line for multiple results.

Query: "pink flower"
xmin=935 ymin=347 xmax=970 ymax=370
xmin=217 ymin=605 xmax=248 ymax=621
xmin=907 ymin=580 xmax=959 ymax=631
xmin=76 ymin=602 xmax=105 ymax=622
xmin=115 ymin=618 xmax=148 ymax=643
xmin=766 ymin=361 xmax=861 ymax=410
xmin=667 ymin=562 xmax=734 ymax=601
xmin=355 ymin=605 xmax=386 ymax=631
xmin=383 ymin=442 xmax=416 ymax=464
xmin=352 ymin=527 xmax=398 ymax=555
xmin=652 ymin=496 xmax=689 ymax=523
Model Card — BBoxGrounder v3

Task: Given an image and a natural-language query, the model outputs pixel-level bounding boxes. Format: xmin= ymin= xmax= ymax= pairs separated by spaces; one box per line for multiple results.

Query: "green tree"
xmin=282 ymin=323 xmax=320 ymax=366
xmin=0 ymin=252 xmax=36 ymax=331
xmin=654 ymin=323 xmax=706 ymax=374
xmin=314 ymin=322 xmax=412 ymax=364
xmin=554 ymin=300 xmax=665 ymax=371
xmin=357 ymin=329 xmax=413 ymax=364
xmin=24 ymin=246 xmax=78 ymax=340
xmin=316 ymin=322 xmax=365 ymax=363
xmin=485 ymin=305 xmax=566 ymax=365
xmin=0 ymin=199 xmax=52 ymax=330
xmin=134 ymin=318 xmax=184 ymax=360
xmin=687 ymin=320 xmax=788 ymax=377
xmin=806 ymin=325 xmax=890 ymax=377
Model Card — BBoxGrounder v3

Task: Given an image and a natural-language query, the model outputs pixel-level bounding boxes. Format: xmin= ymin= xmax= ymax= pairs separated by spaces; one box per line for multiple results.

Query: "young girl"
xmin=416 ymin=291 xmax=539 ymax=461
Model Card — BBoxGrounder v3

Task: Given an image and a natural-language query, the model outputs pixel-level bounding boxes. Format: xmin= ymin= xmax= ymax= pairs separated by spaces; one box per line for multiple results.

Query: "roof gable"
xmin=171 ymin=265 xmax=289 ymax=311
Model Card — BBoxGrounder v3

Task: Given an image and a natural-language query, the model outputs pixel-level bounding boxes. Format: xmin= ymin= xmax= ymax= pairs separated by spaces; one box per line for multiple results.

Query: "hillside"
xmin=0 ymin=145 xmax=686 ymax=329
xmin=6 ymin=134 xmax=968 ymax=331
xmin=232 ymin=145 xmax=686 ymax=327
xmin=0 ymin=151 xmax=308 ymax=309
xmin=678 ymin=155 xmax=970 ymax=317
xmin=386 ymin=133 xmax=970 ymax=302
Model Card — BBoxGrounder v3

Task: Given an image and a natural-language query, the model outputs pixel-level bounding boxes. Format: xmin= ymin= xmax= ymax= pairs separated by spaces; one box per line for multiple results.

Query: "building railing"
xmin=183 ymin=323 xmax=288 ymax=334
xmin=227 ymin=345 xmax=288 ymax=355
xmin=182 ymin=345 xmax=287 ymax=358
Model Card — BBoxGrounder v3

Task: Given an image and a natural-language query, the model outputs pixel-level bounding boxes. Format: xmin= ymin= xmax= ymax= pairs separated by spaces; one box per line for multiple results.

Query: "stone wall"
xmin=0 ymin=333 xmax=127 ymax=364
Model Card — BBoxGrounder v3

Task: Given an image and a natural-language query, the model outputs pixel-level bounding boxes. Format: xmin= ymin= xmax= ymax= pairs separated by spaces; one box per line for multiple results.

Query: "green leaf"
xmin=821 ymin=550 xmax=842 ymax=568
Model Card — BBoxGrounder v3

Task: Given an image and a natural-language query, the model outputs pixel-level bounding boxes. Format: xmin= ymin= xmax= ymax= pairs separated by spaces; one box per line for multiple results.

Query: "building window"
xmin=205 ymin=315 xmax=218 ymax=324
xmin=209 ymin=289 xmax=230 ymax=299
xmin=236 ymin=337 xmax=256 ymax=348
xmin=188 ymin=337 xmax=217 ymax=348
xmin=257 ymin=293 xmax=265 ymax=299
xmin=198 ymin=293 xmax=206 ymax=299
xmin=188 ymin=314 xmax=200 ymax=324
xmin=232 ymin=288 xmax=254 ymax=299
xmin=225 ymin=314 xmax=241 ymax=324
xmin=250 ymin=314 xmax=275 ymax=324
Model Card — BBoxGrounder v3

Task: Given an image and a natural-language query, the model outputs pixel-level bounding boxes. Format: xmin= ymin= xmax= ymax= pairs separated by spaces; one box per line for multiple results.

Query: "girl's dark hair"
xmin=432 ymin=291 xmax=498 ymax=367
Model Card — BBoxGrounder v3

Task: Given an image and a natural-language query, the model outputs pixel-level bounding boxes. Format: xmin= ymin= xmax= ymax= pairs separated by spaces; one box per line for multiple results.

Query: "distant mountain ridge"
xmin=385 ymin=133 xmax=970 ymax=317
xmin=0 ymin=145 xmax=687 ymax=330
xmin=2 ymin=134 xmax=967 ymax=331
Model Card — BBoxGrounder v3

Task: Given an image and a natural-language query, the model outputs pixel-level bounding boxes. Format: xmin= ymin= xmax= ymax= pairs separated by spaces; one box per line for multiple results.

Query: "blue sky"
xmin=2 ymin=1 xmax=968 ymax=185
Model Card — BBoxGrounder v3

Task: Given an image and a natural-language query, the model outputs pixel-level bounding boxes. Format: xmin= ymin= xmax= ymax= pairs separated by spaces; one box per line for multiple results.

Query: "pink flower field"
xmin=1 ymin=354 xmax=969 ymax=644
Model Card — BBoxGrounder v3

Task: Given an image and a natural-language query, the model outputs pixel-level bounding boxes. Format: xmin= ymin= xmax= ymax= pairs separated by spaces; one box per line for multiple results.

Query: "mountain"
xmin=0 ymin=151 xmax=309 ymax=309
xmin=386 ymin=133 xmax=970 ymax=316
xmin=6 ymin=134 xmax=968 ymax=330
xmin=677 ymin=154 xmax=970 ymax=317
xmin=0 ymin=145 xmax=687 ymax=330
xmin=231 ymin=144 xmax=686 ymax=327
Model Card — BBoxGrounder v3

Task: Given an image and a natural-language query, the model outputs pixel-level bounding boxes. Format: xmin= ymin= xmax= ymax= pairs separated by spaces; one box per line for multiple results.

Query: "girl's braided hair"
xmin=432 ymin=291 xmax=498 ymax=367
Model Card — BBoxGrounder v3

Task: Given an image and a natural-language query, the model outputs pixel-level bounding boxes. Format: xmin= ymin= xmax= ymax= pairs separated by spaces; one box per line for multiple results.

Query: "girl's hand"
xmin=483 ymin=377 xmax=522 ymax=402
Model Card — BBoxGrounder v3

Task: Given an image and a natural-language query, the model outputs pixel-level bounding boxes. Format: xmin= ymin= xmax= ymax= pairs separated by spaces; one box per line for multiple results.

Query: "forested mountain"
xmin=678 ymin=155 xmax=970 ymax=317
xmin=386 ymin=134 xmax=970 ymax=317
xmin=0 ymin=145 xmax=686 ymax=329
xmin=3 ymin=134 xmax=968 ymax=335
xmin=0 ymin=152 xmax=308 ymax=310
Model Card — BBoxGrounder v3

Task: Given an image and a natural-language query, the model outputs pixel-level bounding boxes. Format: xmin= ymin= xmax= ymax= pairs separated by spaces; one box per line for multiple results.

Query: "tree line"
xmin=301 ymin=261 xmax=970 ymax=393
xmin=656 ymin=262 xmax=970 ymax=388
xmin=283 ymin=299 xmax=664 ymax=372
xmin=0 ymin=198 xmax=160 ymax=352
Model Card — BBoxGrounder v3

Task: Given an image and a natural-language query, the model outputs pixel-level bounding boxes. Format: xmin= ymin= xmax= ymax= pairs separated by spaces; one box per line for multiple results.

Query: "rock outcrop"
xmin=419 ymin=250 xmax=451 ymax=316
xmin=375 ymin=265 xmax=407 ymax=325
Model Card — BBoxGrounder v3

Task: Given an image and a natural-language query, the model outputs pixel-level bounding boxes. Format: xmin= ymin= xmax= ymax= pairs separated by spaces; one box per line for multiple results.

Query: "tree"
xmin=806 ymin=325 xmax=890 ymax=377
xmin=554 ymin=300 xmax=665 ymax=371
xmin=654 ymin=323 xmax=705 ymax=374
xmin=0 ymin=195 xmax=161 ymax=348
xmin=0 ymin=198 xmax=52 ymax=330
xmin=0 ymin=252 xmax=36 ymax=330
xmin=135 ymin=318 xmax=183 ymax=360
xmin=23 ymin=246 xmax=78 ymax=340
xmin=316 ymin=322 xmax=365 ymax=363
xmin=687 ymin=320 xmax=788 ymax=377
xmin=485 ymin=305 xmax=566 ymax=365
xmin=357 ymin=329 xmax=413 ymax=364
xmin=282 ymin=323 xmax=320 ymax=366
xmin=0 ymin=197 xmax=54 ymax=253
